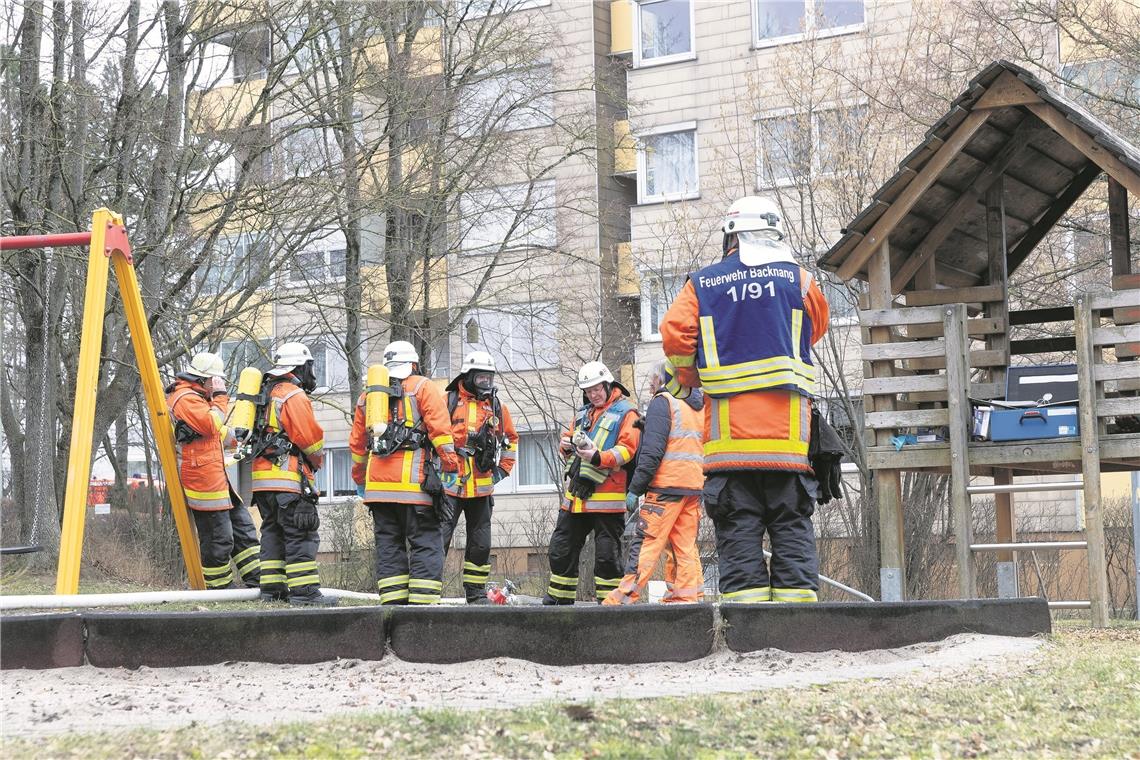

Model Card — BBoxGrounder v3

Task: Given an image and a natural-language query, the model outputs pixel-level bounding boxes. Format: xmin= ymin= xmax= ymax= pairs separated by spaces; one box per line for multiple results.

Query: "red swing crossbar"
xmin=0 ymin=231 xmax=94 ymax=250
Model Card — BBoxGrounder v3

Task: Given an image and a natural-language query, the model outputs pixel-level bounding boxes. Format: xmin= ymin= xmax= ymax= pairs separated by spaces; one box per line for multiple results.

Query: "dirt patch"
xmin=1 ymin=633 xmax=1043 ymax=738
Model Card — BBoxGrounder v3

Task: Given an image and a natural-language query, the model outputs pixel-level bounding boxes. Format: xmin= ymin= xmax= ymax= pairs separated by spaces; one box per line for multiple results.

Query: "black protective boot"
xmin=289 ymin=592 xmax=338 ymax=607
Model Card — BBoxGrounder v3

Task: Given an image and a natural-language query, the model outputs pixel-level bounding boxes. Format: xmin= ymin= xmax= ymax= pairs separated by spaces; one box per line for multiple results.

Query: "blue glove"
xmin=355 ymin=483 xmax=365 ymax=498
xmin=442 ymin=471 xmax=459 ymax=491
xmin=625 ymin=492 xmax=640 ymax=515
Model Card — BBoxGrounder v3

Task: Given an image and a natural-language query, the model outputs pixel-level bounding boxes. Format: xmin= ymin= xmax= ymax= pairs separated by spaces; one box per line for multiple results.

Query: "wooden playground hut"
xmin=817 ymin=61 xmax=1140 ymax=626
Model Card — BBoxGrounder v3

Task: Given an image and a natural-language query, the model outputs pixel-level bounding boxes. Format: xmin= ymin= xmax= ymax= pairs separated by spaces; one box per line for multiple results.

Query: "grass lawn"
xmin=3 ymin=624 xmax=1137 ymax=758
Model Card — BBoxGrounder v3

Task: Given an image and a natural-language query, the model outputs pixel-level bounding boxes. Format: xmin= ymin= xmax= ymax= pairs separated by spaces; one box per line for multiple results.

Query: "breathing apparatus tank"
xmin=365 ymin=364 xmax=391 ymax=452
xmin=229 ymin=367 xmax=264 ymax=459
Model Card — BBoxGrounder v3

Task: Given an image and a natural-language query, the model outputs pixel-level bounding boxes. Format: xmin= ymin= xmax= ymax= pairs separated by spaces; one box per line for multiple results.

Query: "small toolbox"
xmin=988 ymin=405 xmax=1080 ymax=441
xmin=987 ymin=364 xmax=1080 ymax=442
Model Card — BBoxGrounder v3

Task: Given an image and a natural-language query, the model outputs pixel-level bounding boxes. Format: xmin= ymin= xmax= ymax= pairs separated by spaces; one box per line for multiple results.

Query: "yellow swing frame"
xmin=3 ymin=208 xmax=206 ymax=592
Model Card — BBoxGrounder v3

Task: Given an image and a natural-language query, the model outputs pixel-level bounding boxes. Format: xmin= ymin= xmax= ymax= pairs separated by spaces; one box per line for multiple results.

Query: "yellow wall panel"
xmin=188 ymin=79 xmax=266 ymax=135
xmin=610 ymin=0 xmax=633 ymax=56
xmin=613 ymin=119 xmax=636 ymax=175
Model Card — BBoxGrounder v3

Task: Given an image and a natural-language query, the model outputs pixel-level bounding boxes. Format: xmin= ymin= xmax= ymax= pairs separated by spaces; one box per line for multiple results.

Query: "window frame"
xmin=457 ymin=61 xmax=555 ymax=135
xmin=494 ymin=429 xmax=560 ymax=494
xmin=636 ymin=120 xmax=700 ymax=205
xmin=633 ymin=0 xmax=697 ymax=69
xmin=286 ymin=333 xmax=349 ymax=392
xmin=288 ymin=229 xmax=348 ymax=286
xmin=462 ymin=301 xmax=560 ymax=372
xmin=755 ymin=102 xmax=865 ymax=190
xmin=639 ymin=271 xmax=687 ymax=341
xmin=751 ymin=0 xmax=866 ymax=50
xmin=459 ymin=179 xmax=557 ymax=254
xmin=201 ymin=232 xmax=270 ymax=295
xmin=217 ymin=337 xmax=273 ymax=389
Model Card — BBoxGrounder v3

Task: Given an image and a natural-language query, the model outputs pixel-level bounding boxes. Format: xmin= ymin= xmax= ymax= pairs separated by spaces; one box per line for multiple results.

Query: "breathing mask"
xmin=464 ymin=370 xmax=495 ymax=399
xmin=297 ymin=360 xmax=318 ymax=393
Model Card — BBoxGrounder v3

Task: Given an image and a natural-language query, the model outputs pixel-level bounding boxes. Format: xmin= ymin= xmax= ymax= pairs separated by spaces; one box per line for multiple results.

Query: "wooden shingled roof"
xmin=817 ymin=60 xmax=1140 ymax=292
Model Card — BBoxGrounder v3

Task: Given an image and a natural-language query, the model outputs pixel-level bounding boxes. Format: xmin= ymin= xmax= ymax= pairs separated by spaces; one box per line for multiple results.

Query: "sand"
xmin=0 ymin=633 xmax=1044 ymax=738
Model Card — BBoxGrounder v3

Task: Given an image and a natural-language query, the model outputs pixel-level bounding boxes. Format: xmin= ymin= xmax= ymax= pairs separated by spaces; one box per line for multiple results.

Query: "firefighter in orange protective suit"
xmin=250 ymin=342 xmax=332 ymax=606
xmin=660 ymin=195 xmax=830 ymax=603
xmin=166 ymin=352 xmax=260 ymax=590
xmin=604 ymin=360 xmax=704 ymax=605
xmin=543 ymin=361 xmax=641 ymax=605
xmin=349 ymin=340 xmax=459 ymax=605
xmin=441 ymin=351 xmax=518 ymax=603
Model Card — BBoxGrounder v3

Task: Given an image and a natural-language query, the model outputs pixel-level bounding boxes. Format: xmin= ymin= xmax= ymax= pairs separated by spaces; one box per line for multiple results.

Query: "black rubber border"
xmin=0 ymin=598 xmax=1051 ymax=670
xmin=721 ymin=598 xmax=1051 ymax=653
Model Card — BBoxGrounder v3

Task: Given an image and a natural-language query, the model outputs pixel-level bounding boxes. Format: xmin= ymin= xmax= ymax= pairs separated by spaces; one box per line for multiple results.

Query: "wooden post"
xmin=985 ymin=178 xmax=1017 ymax=597
xmin=993 ymin=468 xmax=1018 ymax=597
xmin=1075 ymin=293 xmax=1111 ymax=626
xmin=945 ymin=302 xmax=977 ymax=598
xmin=1108 ymin=177 xmax=1131 ymax=277
xmin=986 ymin=178 xmax=1010 ymax=388
xmin=868 ymin=240 xmax=906 ymax=600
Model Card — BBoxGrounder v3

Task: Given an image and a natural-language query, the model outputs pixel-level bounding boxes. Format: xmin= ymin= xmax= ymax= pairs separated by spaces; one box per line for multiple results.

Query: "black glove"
xmin=291 ymin=500 xmax=320 ymax=531
xmin=809 ymin=405 xmax=847 ymax=506
xmin=814 ymin=453 xmax=844 ymax=505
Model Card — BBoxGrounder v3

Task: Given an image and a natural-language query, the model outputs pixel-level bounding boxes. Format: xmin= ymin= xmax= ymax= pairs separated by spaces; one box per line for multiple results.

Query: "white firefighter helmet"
xmin=461 ymin=350 xmax=496 ymax=374
xmin=577 ymin=360 xmax=614 ymax=390
xmin=267 ymin=341 xmax=314 ymax=376
xmin=383 ymin=340 xmax=420 ymax=380
xmin=721 ymin=195 xmax=785 ymax=240
xmin=185 ymin=352 xmax=226 ymax=379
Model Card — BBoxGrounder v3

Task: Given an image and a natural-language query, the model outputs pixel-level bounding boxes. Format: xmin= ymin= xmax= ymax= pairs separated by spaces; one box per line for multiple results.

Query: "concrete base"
xmin=721 ymin=598 xmax=1051 ymax=654
xmin=0 ymin=613 xmax=85 ymax=670
xmin=389 ymin=604 xmax=716 ymax=665
xmin=84 ymin=607 xmax=386 ymax=668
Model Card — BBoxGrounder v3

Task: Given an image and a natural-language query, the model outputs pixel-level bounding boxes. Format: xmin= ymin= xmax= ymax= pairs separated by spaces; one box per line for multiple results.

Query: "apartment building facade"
xmin=182 ymin=0 xmax=1135 ymax=575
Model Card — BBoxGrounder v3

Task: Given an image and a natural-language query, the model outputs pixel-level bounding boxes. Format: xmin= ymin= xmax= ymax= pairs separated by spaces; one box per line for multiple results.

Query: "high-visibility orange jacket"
xmin=626 ymin=390 xmax=705 ymax=497
xmin=661 ymin=249 xmax=829 ymax=474
xmin=349 ymin=375 xmax=460 ymax=506
xmin=251 ymin=376 xmax=325 ymax=493
xmin=445 ymin=384 xmax=519 ymax=499
xmin=167 ymin=380 xmax=232 ymax=511
xmin=560 ymin=387 xmax=641 ymax=513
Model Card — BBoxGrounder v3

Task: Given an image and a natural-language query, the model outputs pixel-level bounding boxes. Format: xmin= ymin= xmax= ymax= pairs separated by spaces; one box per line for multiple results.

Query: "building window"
xmin=457 ymin=63 xmax=554 ymax=134
xmin=635 ymin=0 xmax=695 ymax=67
xmin=294 ymin=336 xmax=349 ymax=391
xmin=757 ymin=105 xmax=865 ymax=188
xmin=496 ymin=430 xmax=559 ymax=493
xmin=465 ymin=0 xmax=552 ymax=18
xmin=637 ymin=123 xmax=699 ymax=203
xmin=459 ymin=180 xmax=556 ymax=253
xmin=314 ymin=447 xmax=358 ymax=501
xmin=202 ymin=233 xmax=269 ymax=294
xmin=280 ymin=123 xmax=344 ymax=177
xmin=820 ymin=275 xmax=858 ymax=324
xmin=753 ymin=0 xmax=864 ymax=47
xmin=218 ymin=338 xmax=273 ymax=386
xmin=1060 ymin=59 xmax=1140 ymax=107
xmin=517 ymin=432 xmax=558 ymax=488
xmin=464 ymin=302 xmax=559 ymax=371
xmin=290 ymin=247 xmax=347 ymax=284
xmin=641 ymin=273 xmax=686 ymax=340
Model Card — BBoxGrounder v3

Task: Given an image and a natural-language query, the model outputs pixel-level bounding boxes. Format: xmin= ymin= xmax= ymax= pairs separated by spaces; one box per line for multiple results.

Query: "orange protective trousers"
xmin=604 ymin=492 xmax=703 ymax=605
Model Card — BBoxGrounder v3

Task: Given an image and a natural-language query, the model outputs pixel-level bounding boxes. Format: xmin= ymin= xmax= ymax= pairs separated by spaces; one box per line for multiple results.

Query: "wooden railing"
xmin=858 ymin=287 xmax=1140 ymax=446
